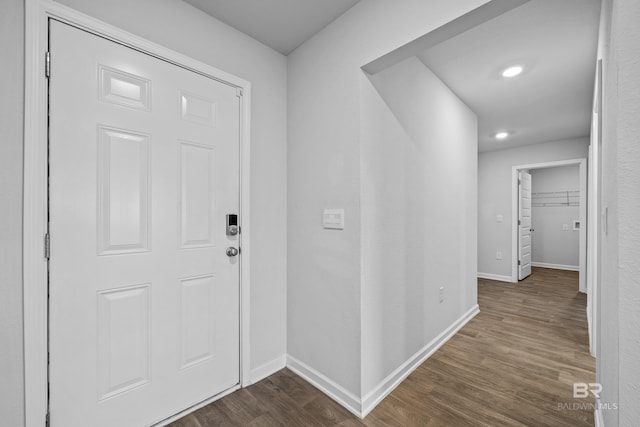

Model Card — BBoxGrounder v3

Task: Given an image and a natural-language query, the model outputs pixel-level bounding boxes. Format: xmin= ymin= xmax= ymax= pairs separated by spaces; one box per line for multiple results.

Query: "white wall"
xmin=614 ymin=1 xmax=640 ymax=423
xmin=362 ymin=57 xmax=477 ymax=398
xmin=597 ymin=0 xmax=640 ymax=425
xmin=530 ymin=165 xmax=580 ymax=268
xmin=478 ymin=138 xmax=589 ymax=279
xmin=288 ymin=0 xmax=489 ymax=401
xmin=597 ymin=2 xmax=619 ymax=424
xmin=0 ymin=0 xmax=25 ymax=425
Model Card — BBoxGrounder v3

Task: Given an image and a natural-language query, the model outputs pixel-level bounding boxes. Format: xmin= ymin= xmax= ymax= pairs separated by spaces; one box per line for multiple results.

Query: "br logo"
xmin=573 ymin=383 xmax=602 ymax=399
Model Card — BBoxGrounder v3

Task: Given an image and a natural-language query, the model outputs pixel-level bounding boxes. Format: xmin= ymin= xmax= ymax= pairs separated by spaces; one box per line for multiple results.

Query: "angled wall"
xmin=361 ymin=56 xmax=478 ymax=410
xmin=287 ymin=0 xmax=490 ymax=411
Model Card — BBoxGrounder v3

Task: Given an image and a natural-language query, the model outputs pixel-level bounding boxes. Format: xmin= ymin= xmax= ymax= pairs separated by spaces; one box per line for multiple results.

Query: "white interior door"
xmin=48 ymin=20 xmax=241 ymax=426
xmin=518 ymin=171 xmax=532 ymax=280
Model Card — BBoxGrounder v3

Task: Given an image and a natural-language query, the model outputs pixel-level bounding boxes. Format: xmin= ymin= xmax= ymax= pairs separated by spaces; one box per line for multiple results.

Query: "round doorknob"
xmin=226 ymin=247 xmax=239 ymax=257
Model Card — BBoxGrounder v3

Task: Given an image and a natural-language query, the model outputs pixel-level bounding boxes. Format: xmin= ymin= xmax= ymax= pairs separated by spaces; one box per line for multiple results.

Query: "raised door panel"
xmin=179 ymin=141 xmax=215 ymax=248
xmin=179 ymin=275 xmax=216 ymax=369
xmin=97 ymin=284 xmax=150 ymax=400
xmin=97 ymin=126 xmax=150 ymax=255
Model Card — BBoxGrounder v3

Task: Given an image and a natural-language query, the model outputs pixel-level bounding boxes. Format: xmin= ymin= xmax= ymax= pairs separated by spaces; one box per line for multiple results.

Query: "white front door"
xmin=518 ymin=171 xmax=532 ymax=280
xmin=48 ymin=20 xmax=241 ymax=426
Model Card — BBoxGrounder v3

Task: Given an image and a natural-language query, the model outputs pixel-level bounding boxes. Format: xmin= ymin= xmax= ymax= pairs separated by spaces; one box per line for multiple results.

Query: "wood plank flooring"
xmin=169 ymin=267 xmax=595 ymax=426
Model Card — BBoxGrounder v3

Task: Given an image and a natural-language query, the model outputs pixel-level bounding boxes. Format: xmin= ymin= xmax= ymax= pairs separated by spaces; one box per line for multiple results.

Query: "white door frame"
xmin=24 ymin=1 xmax=252 ymax=426
xmin=587 ymin=58 xmax=603 ymax=358
xmin=511 ymin=158 xmax=587 ymax=292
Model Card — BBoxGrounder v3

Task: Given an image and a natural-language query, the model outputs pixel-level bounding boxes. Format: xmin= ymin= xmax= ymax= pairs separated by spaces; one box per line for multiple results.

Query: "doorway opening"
xmin=511 ymin=158 xmax=587 ymax=291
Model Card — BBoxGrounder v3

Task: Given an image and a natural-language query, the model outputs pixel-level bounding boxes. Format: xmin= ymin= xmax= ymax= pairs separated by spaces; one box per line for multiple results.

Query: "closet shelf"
xmin=531 ymin=190 xmax=580 ymax=207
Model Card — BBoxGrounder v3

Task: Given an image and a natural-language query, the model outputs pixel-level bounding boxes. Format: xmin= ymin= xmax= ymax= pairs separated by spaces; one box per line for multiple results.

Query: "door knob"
xmin=226 ymin=247 xmax=239 ymax=257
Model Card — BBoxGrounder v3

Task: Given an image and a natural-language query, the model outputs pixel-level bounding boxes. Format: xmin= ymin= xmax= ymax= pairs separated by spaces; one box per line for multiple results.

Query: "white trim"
xmin=360 ymin=304 xmax=480 ymax=418
xmin=578 ymin=159 xmax=587 ymax=293
xmin=587 ymin=58 xmax=603 ymax=358
xmin=286 ymin=305 xmax=479 ymax=419
xmin=594 ymin=410 xmax=603 ymax=427
xmin=594 ymin=406 xmax=604 ymax=427
xmin=24 ymin=2 xmax=52 ymax=425
xmin=511 ymin=159 xmax=587 ymax=288
xmin=238 ymin=71 xmax=252 ymax=389
xmin=477 ymin=272 xmax=515 ymax=283
xmin=154 ymin=384 xmax=240 ymax=427
xmin=531 ymin=262 xmax=580 ymax=271
xmin=249 ymin=355 xmax=287 ymax=385
xmin=24 ymin=1 xmax=252 ymax=425
xmin=286 ymin=355 xmax=363 ymax=418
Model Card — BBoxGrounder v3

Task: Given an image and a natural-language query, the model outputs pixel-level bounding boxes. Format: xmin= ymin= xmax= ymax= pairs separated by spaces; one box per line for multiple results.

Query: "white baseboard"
xmin=531 ymin=262 xmax=579 ymax=271
xmin=286 ymin=305 xmax=480 ymax=419
xmin=595 ymin=405 xmax=604 ymax=427
xmin=286 ymin=355 xmax=362 ymax=418
xmin=477 ymin=272 xmax=514 ymax=282
xmin=249 ymin=354 xmax=287 ymax=385
xmin=360 ymin=304 xmax=480 ymax=417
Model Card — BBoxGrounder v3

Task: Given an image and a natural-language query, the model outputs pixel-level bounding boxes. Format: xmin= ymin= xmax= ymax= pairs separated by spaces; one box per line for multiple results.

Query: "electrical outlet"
xmin=496 ymin=251 xmax=503 ymax=260
xmin=439 ymin=286 xmax=445 ymax=303
xmin=562 ymin=224 xmax=569 ymax=231
xmin=496 ymin=214 xmax=503 ymax=223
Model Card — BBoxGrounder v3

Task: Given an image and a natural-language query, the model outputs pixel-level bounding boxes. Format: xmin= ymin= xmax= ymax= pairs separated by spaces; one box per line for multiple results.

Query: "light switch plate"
xmin=323 ymin=209 xmax=345 ymax=230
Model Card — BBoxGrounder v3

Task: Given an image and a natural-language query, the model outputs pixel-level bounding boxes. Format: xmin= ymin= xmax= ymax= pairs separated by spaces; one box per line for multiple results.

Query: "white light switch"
xmin=563 ymin=224 xmax=569 ymax=231
xmin=323 ymin=209 xmax=345 ymax=230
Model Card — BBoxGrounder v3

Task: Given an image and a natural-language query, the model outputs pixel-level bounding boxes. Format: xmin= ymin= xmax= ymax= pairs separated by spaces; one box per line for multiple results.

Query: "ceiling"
xmin=183 ymin=0 xmax=599 ymax=152
xmin=183 ymin=0 xmax=360 ymax=55
xmin=418 ymin=0 xmax=601 ymax=152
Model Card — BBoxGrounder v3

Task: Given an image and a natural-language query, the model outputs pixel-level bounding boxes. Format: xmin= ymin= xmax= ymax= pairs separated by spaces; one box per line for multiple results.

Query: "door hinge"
xmin=518 ymin=179 xmax=521 ymax=185
xmin=45 ymin=51 xmax=51 ymax=78
xmin=236 ymin=87 xmax=243 ymax=97
xmin=518 ymin=219 xmax=521 ymax=225
xmin=45 ymin=412 xmax=50 ymax=427
xmin=44 ymin=233 xmax=50 ymax=260
xmin=518 ymin=260 xmax=521 ymax=266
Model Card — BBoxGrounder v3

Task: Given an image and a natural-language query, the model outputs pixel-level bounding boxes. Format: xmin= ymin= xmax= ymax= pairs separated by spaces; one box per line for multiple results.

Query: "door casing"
xmin=23 ymin=1 xmax=252 ymax=426
xmin=511 ymin=159 xmax=588 ymax=289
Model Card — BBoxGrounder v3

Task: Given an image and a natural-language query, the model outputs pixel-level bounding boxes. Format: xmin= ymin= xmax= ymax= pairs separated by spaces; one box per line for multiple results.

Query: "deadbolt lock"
xmin=227 ymin=214 xmax=239 ymax=236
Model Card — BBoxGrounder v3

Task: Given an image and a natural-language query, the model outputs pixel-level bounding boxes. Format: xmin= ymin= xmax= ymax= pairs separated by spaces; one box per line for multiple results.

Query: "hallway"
xmin=171 ymin=267 xmax=595 ymax=426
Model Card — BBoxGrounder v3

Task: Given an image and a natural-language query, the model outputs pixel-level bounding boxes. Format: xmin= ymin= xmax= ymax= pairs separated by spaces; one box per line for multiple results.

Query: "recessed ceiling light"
xmin=495 ymin=131 xmax=510 ymax=139
xmin=501 ymin=65 xmax=524 ymax=78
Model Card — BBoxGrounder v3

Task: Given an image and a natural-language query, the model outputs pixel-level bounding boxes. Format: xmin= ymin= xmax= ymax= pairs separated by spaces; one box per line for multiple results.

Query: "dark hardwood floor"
xmin=169 ymin=267 xmax=595 ymax=427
